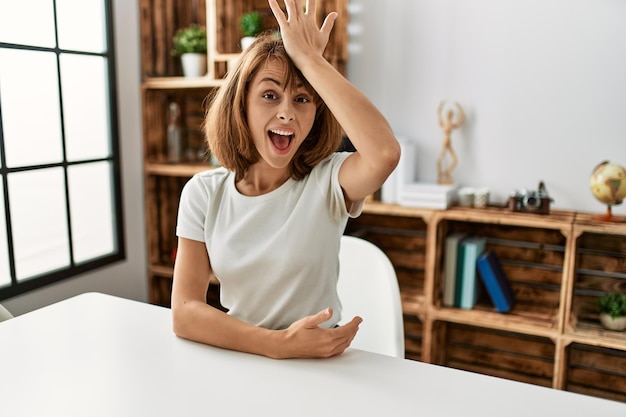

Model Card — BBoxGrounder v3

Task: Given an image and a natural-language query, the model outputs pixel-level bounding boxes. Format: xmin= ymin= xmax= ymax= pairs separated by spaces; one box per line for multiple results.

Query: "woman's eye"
xmin=262 ymin=93 xmax=278 ymax=100
xmin=295 ymin=96 xmax=311 ymax=104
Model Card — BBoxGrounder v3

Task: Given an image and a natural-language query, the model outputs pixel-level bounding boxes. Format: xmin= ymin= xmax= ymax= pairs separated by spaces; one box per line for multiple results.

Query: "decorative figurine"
xmin=437 ymin=100 xmax=465 ymax=185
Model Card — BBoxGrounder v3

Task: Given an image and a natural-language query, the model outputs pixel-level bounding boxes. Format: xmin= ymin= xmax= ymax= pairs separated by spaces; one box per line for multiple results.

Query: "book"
xmin=458 ymin=237 xmax=487 ymax=309
xmin=443 ymin=233 xmax=466 ymax=307
xmin=477 ymin=251 xmax=516 ymax=313
xmin=398 ymin=182 xmax=458 ymax=209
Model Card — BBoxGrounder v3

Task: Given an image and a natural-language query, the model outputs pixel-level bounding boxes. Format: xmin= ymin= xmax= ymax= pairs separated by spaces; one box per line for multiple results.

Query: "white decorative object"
xmin=181 ymin=53 xmax=207 ymax=77
xmin=473 ymin=187 xmax=490 ymax=208
xmin=458 ymin=187 xmax=475 ymax=207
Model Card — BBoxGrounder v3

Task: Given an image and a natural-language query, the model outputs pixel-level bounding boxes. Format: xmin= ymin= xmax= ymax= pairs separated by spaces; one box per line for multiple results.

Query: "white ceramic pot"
xmin=240 ymin=36 xmax=256 ymax=50
xmin=180 ymin=53 xmax=207 ymax=77
xmin=600 ymin=313 xmax=626 ymax=331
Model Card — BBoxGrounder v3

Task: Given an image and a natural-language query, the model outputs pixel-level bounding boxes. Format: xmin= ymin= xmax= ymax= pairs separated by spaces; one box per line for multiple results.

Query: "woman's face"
xmin=245 ymin=60 xmax=316 ymax=171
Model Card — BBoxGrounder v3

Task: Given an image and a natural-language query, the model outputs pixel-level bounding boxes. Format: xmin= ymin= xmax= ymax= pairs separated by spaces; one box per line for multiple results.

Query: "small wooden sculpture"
xmin=437 ymin=100 xmax=465 ymax=185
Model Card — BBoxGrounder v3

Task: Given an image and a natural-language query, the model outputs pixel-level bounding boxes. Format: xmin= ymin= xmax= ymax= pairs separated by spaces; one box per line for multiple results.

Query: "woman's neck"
xmin=236 ymin=164 xmax=291 ymax=196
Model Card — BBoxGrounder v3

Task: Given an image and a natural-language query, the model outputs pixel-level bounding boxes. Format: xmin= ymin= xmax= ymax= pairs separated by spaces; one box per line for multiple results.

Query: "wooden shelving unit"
xmin=345 ymin=202 xmax=626 ymax=403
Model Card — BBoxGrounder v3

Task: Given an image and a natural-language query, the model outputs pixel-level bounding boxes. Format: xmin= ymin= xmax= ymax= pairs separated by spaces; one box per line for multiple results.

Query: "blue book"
xmin=477 ymin=251 xmax=516 ymax=313
xmin=458 ymin=237 xmax=487 ymax=309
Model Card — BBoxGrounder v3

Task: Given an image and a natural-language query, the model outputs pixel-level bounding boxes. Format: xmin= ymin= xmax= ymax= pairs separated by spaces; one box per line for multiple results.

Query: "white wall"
xmin=2 ymin=0 xmax=147 ymax=315
xmin=348 ymin=0 xmax=626 ymax=214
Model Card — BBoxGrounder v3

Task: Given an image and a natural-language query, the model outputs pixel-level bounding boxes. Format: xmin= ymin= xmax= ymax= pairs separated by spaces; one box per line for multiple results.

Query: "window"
xmin=0 ymin=0 xmax=125 ymax=299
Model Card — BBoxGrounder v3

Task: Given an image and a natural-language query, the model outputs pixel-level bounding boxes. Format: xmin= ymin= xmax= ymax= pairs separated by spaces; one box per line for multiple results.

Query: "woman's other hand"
xmin=272 ymin=307 xmax=363 ymax=359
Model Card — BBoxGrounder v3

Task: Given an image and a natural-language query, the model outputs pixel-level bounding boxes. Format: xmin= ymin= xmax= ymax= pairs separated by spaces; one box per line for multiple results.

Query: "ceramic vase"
xmin=181 ymin=53 xmax=207 ymax=77
xmin=240 ymin=36 xmax=256 ymax=50
xmin=600 ymin=313 xmax=626 ymax=331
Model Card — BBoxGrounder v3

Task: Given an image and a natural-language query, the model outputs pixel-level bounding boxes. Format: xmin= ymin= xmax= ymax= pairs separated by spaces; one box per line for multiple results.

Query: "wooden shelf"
xmin=149 ymin=264 xmax=175 ymax=278
xmin=574 ymin=211 xmax=626 ymax=231
xmin=431 ymin=306 xmax=560 ymax=338
xmin=567 ymin=322 xmax=626 ymax=350
xmin=145 ymin=162 xmax=214 ymax=177
xmin=362 ymin=201 xmax=436 ymax=221
xmin=142 ymin=76 xmax=224 ymax=90
xmin=434 ymin=205 xmax=575 ymax=233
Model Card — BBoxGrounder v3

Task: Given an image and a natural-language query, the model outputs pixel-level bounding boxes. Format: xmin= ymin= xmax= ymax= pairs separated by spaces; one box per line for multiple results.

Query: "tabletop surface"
xmin=1 ymin=292 xmax=625 ymax=417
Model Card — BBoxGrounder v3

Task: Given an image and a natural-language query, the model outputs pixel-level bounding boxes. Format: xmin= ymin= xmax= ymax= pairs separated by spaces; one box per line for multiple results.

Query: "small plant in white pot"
xmin=172 ymin=24 xmax=207 ymax=77
xmin=239 ymin=11 xmax=264 ymax=50
xmin=597 ymin=292 xmax=626 ymax=331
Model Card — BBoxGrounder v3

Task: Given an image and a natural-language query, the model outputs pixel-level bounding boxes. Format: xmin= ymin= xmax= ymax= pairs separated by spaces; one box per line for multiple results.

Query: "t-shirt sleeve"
xmin=176 ymin=175 xmax=208 ymax=242
xmin=318 ymin=152 xmax=365 ymax=219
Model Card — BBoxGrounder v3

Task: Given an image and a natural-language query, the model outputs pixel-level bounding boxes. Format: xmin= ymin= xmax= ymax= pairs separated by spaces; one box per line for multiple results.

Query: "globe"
xmin=590 ymin=161 xmax=626 ymax=220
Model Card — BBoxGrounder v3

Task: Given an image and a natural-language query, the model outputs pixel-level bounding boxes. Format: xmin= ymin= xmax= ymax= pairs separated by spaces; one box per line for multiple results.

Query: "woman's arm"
xmin=171 ymin=237 xmax=361 ymax=358
xmin=269 ymin=0 xmax=401 ymax=204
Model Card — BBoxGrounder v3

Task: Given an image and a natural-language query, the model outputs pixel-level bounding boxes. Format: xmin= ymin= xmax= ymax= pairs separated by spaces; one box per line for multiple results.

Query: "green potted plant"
xmin=172 ymin=24 xmax=207 ymax=77
xmin=597 ymin=292 xmax=626 ymax=331
xmin=239 ymin=11 xmax=265 ymax=50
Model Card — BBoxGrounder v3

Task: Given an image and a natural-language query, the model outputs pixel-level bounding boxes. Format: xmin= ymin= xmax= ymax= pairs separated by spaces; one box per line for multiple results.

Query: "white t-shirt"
xmin=176 ymin=152 xmax=363 ymax=329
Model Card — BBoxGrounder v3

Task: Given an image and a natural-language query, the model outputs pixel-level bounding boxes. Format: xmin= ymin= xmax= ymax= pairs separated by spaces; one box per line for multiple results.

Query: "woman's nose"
xmin=277 ymin=101 xmax=295 ymax=121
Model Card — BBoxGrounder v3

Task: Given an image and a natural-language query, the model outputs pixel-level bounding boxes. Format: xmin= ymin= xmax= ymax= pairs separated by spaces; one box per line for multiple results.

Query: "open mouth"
xmin=268 ymin=129 xmax=294 ymax=152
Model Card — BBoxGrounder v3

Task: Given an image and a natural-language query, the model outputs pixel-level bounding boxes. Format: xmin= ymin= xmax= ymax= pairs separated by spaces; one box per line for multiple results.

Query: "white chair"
xmin=0 ymin=303 xmax=13 ymax=322
xmin=337 ymin=235 xmax=405 ymax=358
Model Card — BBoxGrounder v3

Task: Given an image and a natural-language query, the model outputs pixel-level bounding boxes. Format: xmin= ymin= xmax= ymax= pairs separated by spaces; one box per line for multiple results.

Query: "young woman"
xmin=171 ymin=0 xmax=400 ymax=359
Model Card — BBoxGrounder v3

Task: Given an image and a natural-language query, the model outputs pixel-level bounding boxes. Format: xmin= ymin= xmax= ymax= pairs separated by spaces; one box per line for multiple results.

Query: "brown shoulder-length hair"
xmin=204 ymin=31 xmax=343 ymax=181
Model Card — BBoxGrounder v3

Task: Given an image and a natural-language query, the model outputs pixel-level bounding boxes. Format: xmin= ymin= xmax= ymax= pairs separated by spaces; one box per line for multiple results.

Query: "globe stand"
xmin=592 ymin=204 xmax=626 ymax=223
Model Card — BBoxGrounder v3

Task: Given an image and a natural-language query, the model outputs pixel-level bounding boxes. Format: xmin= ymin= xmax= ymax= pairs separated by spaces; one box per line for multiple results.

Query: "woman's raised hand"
xmin=268 ymin=0 xmax=337 ymax=66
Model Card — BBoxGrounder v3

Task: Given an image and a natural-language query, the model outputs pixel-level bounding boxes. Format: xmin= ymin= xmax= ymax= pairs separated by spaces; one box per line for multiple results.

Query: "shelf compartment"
xmin=139 ymin=0 xmax=207 ymax=78
xmin=403 ymin=314 xmax=423 ymax=361
xmin=565 ymin=343 xmax=626 ymax=403
xmin=143 ymin=87 xmax=217 ymax=165
xmin=207 ymin=0 xmax=348 ymax=78
xmin=345 ymin=211 xmax=430 ymax=315
xmin=432 ymin=322 xmax=556 ymax=388
xmin=433 ymin=217 xmax=569 ymax=331
xmin=567 ymin=228 xmax=626 ymax=347
xmin=145 ymin=175 xmax=190 ymax=268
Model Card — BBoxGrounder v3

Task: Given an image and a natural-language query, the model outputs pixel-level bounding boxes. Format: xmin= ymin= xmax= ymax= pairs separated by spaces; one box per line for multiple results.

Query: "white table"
xmin=1 ymin=292 xmax=625 ymax=416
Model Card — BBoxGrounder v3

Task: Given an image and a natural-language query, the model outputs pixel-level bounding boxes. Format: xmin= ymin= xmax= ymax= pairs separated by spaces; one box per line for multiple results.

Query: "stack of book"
xmin=443 ymin=234 xmax=515 ymax=313
xmin=380 ymin=137 xmax=459 ymax=209
xmin=399 ymin=183 xmax=458 ymax=210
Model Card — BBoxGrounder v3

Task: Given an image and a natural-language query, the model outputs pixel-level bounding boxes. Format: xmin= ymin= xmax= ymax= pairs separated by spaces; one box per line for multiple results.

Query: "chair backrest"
xmin=0 ymin=303 xmax=14 ymax=322
xmin=337 ymin=235 xmax=405 ymax=358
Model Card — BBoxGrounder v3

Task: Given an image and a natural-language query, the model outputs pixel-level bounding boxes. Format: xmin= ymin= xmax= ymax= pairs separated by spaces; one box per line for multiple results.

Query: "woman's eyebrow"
xmin=259 ymin=77 xmax=282 ymax=86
